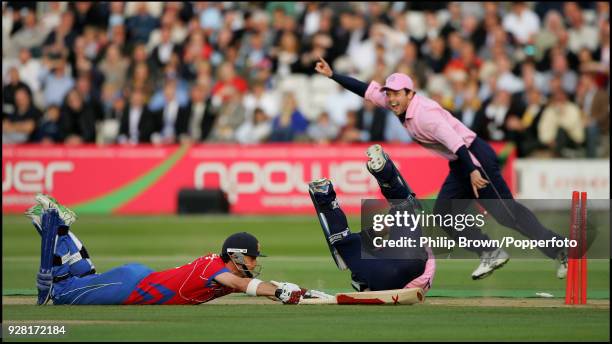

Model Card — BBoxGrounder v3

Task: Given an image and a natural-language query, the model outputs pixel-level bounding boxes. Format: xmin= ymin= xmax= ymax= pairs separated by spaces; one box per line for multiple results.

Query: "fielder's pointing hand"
xmin=315 ymin=55 xmax=333 ymax=77
xmin=470 ymin=170 xmax=489 ymax=198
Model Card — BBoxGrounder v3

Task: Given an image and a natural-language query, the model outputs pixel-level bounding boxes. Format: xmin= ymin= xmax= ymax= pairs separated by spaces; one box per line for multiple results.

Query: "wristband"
xmin=246 ymin=278 xmax=262 ymax=296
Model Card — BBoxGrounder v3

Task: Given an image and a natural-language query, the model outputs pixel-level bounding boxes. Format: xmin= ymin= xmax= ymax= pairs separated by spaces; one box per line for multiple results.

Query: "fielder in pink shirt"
xmin=313 ymin=56 xmax=569 ymax=283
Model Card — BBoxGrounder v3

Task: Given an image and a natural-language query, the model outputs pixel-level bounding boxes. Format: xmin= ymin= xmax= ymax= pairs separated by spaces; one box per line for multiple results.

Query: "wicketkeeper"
xmin=26 ymin=194 xmax=320 ymax=305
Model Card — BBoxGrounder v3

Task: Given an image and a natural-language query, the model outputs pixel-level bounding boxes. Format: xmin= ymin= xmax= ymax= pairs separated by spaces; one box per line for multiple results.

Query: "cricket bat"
xmin=299 ymin=288 xmax=425 ymax=305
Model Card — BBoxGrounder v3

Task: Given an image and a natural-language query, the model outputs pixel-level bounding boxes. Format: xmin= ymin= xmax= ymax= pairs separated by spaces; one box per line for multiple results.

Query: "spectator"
xmin=235 ymin=107 xmax=272 ymax=144
xmin=441 ymin=2 xmax=463 ymax=38
xmin=8 ymin=10 xmax=47 ymax=58
xmin=181 ymin=30 xmax=213 ymax=81
xmin=70 ymin=2 xmax=107 ymax=34
xmin=445 ymin=39 xmax=482 ymax=77
xmin=42 ymin=11 xmax=77 ymax=54
xmin=355 ymin=100 xmax=387 ymax=142
xmin=152 ymin=79 xmax=183 ymax=144
xmin=455 ymin=81 xmax=485 ymax=133
xmin=146 ymin=9 xmax=188 ymax=51
xmin=538 ymin=80 xmax=585 ymax=157
xmin=268 ymin=92 xmax=309 ymax=142
xmin=39 ymin=2 xmax=66 ymax=34
xmin=125 ymin=3 xmax=158 ymax=44
xmin=520 ymin=61 xmax=548 ymax=97
xmin=176 ymin=83 xmax=218 ymax=143
xmin=41 ymin=58 xmax=74 ymax=106
xmin=398 ymin=41 xmax=427 ymax=89
xmin=238 ymin=32 xmax=269 ymax=76
xmin=477 ymin=89 xmax=520 ymax=141
xmin=534 ymin=10 xmax=566 ymax=62
xmin=60 ymin=89 xmax=97 ymax=144
xmin=575 ymin=73 xmax=609 ymax=158
xmin=198 ymin=2 xmax=223 ymax=34
xmin=15 ymin=48 xmax=42 ymax=94
xmin=107 ymin=2 xmax=125 ymax=31
xmin=504 ymin=88 xmax=547 ymax=157
xmin=209 ymin=88 xmax=246 ymax=142
xmin=35 ymin=104 xmax=64 ymax=144
xmin=79 ymin=26 xmax=102 ymax=61
xmin=583 ymin=20 xmax=610 ymax=78
xmin=495 ymin=55 xmax=524 ymax=94
xmin=564 ymin=2 xmax=600 ymax=54
xmin=97 ymin=84 xmax=124 ymax=144
xmin=502 ymin=2 xmax=540 ymax=45
xmin=301 ymin=2 xmax=323 ymax=38
xmin=2 ymin=87 xmax=41 ymax=144
xmin=75 ymin=75 xmax=104 ymax=124
xmin=294 ymin=31 xmax=333 ymax=76
xmin=98 ymin=44 xmax=129 ymax=93
xmin=323 ymin=84 xmax=363 ymax=127
xmin=118 ymin=89 xmax=160 ymax=144
xmin=127 ymin=63 xmax=155 ymax=97
xmin=149 ymin=25 xmax=181 ymax=72
xmin=307 ymin=111 xmax=339 ymax=144
xmin=147 ymin=75 xmax=189 ymax=112
xmin=2 ymin=67 xmax=32 ymax=113
xmin=270 ymin=31 xmax=300 ymax=78
xmin=242 ymin=81 xmax=279 ymax=121
xmin=542 ymin=52 xmax=578 ymax=96
xmin=383 ymin=110 xmax=413 ymax=143
xmin=424 ymin=36 xmax=450 ymax=74
xmin=211 ymin=62 xmax=248 ymax=102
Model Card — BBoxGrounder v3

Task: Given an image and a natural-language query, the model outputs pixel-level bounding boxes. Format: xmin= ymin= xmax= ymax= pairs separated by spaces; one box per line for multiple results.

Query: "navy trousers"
xmin=434 ymin=137 xmax=565 ymax=258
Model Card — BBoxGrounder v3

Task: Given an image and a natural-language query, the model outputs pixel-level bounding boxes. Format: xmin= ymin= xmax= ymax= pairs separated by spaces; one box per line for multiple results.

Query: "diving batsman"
xmin=26 ymin=194 xmax=324 ymax=305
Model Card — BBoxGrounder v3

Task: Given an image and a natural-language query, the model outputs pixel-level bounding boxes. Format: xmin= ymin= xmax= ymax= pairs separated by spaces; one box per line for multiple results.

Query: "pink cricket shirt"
xmin=365 ymin=81 xmax=481 ymax=167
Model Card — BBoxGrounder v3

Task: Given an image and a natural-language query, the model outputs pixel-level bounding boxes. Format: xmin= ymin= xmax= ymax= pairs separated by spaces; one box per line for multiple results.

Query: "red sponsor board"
xmin=2 ymin=143 xmax=515 ymax=215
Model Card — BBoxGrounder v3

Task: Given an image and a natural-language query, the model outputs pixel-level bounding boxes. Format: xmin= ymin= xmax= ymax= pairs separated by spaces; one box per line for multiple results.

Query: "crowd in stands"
xmin=2 ymin=2 xmax=609 ymax=158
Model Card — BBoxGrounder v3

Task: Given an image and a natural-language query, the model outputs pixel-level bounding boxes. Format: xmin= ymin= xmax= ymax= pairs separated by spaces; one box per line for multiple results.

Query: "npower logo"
xmin=2 ymin=161 xmax=74 ymax=193
xmin=194 ymin=161 xmax=386 ymax=203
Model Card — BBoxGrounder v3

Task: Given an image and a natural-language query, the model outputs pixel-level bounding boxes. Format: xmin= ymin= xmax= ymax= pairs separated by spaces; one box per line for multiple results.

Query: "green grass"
xmin=3 ymin=304 xmax=609 ymax=341
xmin=2 ymin=214 xmax=610 ymax=341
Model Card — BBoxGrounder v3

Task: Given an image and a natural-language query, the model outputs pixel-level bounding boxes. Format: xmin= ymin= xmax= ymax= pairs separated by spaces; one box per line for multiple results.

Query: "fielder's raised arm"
xmin=315 ymin=55 xmax=368 ymax=98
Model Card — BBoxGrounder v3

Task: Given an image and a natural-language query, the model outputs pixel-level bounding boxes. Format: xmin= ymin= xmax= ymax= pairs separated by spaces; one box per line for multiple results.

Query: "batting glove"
xmin=274 ymin=282 xmax=303 ymax=304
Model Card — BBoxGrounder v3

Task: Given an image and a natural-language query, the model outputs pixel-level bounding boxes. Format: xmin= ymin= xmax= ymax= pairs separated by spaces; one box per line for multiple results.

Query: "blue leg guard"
xmin=38 ymin=209 xmax=63 ymax=305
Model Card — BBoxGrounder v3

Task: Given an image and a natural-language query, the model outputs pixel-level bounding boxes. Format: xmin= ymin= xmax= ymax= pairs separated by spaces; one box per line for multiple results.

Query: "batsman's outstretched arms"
xmin=213 ymin=272 xmax=303 ymax=304
xmin=315 ymin=55 xmax=369 ymax=98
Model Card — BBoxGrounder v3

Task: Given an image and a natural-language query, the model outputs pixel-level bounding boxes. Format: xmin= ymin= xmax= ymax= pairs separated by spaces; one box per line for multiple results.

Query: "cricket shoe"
xmin=556 ymin=249 xmax=568 ymax=279
xmin=366 ymin=144 xmax=395 ymax=181
xmin=471 ymin=248 xmax=510 ymax=280
xmin=308 ymin=178 xmax=338 ymax=208
xmin=35 ymin=193 xmax=77 ymax=227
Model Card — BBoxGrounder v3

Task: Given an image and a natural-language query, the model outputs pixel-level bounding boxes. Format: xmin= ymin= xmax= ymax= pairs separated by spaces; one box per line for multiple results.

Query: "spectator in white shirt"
xmin=16 ymin=48 xmax=42 ymax=93
xmin=235 ymin=108 xmax=272 ymax=144
xmin=564 ymin=2 xmax=600 ymax=54
xmin=502 ymin=2 xmax=540 ymax=45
